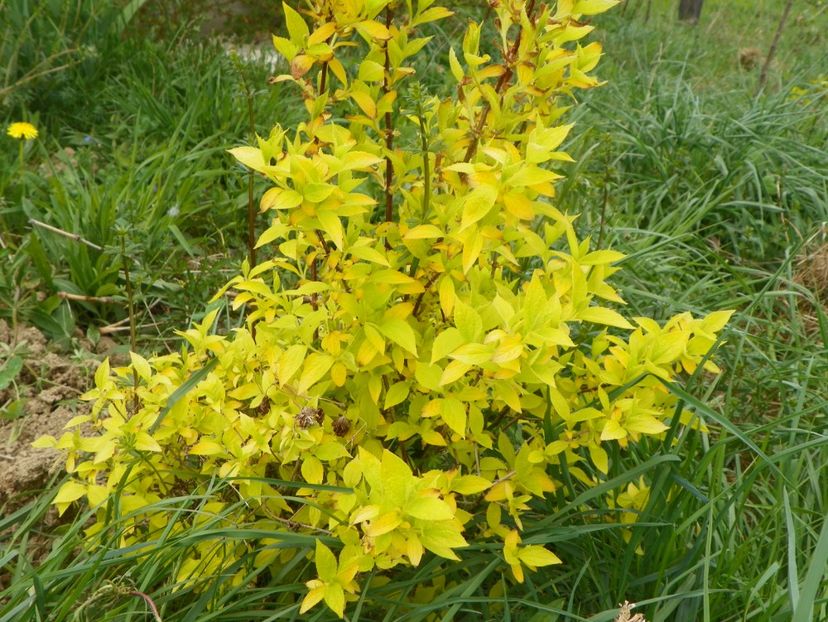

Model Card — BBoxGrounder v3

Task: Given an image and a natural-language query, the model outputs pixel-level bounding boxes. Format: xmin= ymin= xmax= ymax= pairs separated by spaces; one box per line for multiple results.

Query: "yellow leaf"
xmin=279 ymin=344 xmax=307 ymax=385
xmin=283 ymin=2 xmax=309 ymax=44
xmin=364 ymin=511 xmax=402 ymax=537
xmin=86 ymin=484 xmax=108 ymax=507
xmin=135 ymin=432 xmax=161 ymax=453
xmin=600 ymin=419 xmax=627 ymax=441
xmin=454 ymin=300 xmax=483 ymax=342
xmin=441 ymin=398 xmax=467 ymax=436
xmin=272 ymin=35 xmax=297 ymax=61
xmin=349 ymin=245 xmax=389 ymax=265
xmin=438 ymin=277 xmax=456 ymax=319
xmin=430 ymin=328 xmax=464 ymax=364
xmin=307 ymin=22 xmax=337 ymax=46
xmin=440 ymin=360 xmax=471 ymax=386
xmin=701 ymin=309 xmax=734 ymax=333
xmin=261 ymin=188 xmax=303 ymax=211
xmin=341 ymin=151 xmax=383 ymax=171
xmin=351 ymin=89 xmax=377 ymax=118
xmin=460 ymin=186 xmax=498 ymax=231
xmin=304 ymin=182 xmax=335 ymax=203
xmin=579 ymin=306 xmax=634 ymax=329
xmin=350 ymin=505 xmax=380 ymax=525
xmin=315 ymin=540 xmax=338 ymax=582
xmin=129 ymin=352 xmax=152 ymax=381
xmin=355 ymin=20 xmax=391 ymax=40
xmin=328 ymin=57 xmax=348 ymax=86
xmin=324 ymin=583 xmax=346 ymax=618
xmin=190 ymin=439 xmax=226 ymax=456
xmin=300 ymin=585 xmax=326 ymax=614
xmin=331 ymin=362 xmax=347 ymax=387
xmin=507 ymin=165 xmax=561 ymax=188
xmin=503 ymin=191 xmax=535 ymax=219
xmin=228 ymin=146 xmax=268 ymax=174
xmin=55 ymin=480 xmax=86 ymax=514
xmin=404 ymin=224 xmax=444 ymax=239
xmin=379 ymin=318 xmax=418 ymax=355
xmin=451 ymin=475 xmax=492 ymax=495
xmin=317 ymin=211 xmax=344 ymax=249
xmin=358 ymin=59 xmax=385 ymax=82
xmin=448 ymin=47 xmax=464 ymax=82
xmin=413 ymin=6 xmax=454 ymax=26
xmin=518 ymin=545 xmax=562 ymax=568
xmin=291 ymin=54 xmax=315 ymax=78
xmin=302 ymin=455 xmax=324 ymax=484
xmin=94 ymin=357 xmax=110 ymax=389
xmin=626 ymin=415 xmax=669 ymax=435
xmin=384 ymin=381 xmax=410 ymax=409
xmin=589 ymin=443 xmax=609 ymax=474
xmin=32 ymin=435 xmax=57 ymax=449
xmin=419 ymin=523 xmax=467 ymax=559
xmin=314 ymin=442 xmax=350 ymax=461
xmin=405 ymin=496 xmax=454 ymax=521
xmin=407 ymin=535 xmax=425 ymax=566
xmin=298 ymin=353 xmax=334 ymax=394
xmin=461 ymin=229 xmax=483 ymax=274
xmin=256 ymin=223 xmax=289 ymax=248
xmin=573 ymin=0 xmax=620 ymax=16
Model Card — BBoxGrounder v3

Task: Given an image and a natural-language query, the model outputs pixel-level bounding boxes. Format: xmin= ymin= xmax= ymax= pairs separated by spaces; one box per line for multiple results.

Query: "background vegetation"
xmin=1 ymin=0 xmax=826 ymax=620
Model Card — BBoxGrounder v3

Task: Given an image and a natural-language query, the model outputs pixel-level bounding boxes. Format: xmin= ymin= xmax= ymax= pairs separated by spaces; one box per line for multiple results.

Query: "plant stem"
xmin=383 ymin=6 xmax=394 ymax=225
xmin=120 ymin=233 xmax=139 ymax=415
xmin=29 ymin=218 xmax=103 ymax=251
xmin=463 ymin=0 xmax=536 ymax=163
xmin=319 ymin=61 xmax=329 ymax=95
xmin=233 ymin=55 xmax=258 ymax=267
xmin=598 ymin=154 xmax=611 ymax=249
xmin=758 ymin=0 xmax=794 ymax=92
xmin=417 ymin=100 xmax=430 ymax=222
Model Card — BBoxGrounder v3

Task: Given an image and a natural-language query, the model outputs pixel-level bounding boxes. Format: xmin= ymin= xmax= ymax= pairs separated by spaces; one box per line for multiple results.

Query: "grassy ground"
xmin=1 ymin=1 xmax=827 ymax=620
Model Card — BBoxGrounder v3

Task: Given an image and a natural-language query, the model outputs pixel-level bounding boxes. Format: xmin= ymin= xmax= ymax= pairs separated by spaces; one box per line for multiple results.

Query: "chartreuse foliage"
xmin=36 ymin=0 xmax=733 ymax=617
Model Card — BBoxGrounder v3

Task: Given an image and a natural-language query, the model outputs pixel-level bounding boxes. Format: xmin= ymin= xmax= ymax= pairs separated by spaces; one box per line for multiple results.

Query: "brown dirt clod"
xmin=0 ymin=321 xmax=95 ymax=506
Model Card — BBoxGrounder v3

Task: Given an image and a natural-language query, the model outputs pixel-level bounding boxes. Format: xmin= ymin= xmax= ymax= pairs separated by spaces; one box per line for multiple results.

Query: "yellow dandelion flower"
xmin=7 ymin=122 xmax=38 ymax=140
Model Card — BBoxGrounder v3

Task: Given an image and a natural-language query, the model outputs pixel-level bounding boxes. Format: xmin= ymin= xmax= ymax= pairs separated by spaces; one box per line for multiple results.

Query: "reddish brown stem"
xmin=463 ymin=0 xmax=536 ymax=163
xmin=319 ymin=61 xmax=329 ymax=94
xmin=412 ymin=272 xmax=440 ymax=318
xmin=383 ymin=7 xmax=394 ymax=225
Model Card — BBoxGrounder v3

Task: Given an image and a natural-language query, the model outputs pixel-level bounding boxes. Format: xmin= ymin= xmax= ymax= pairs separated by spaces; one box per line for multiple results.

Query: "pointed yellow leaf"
xmin=300 ymin=586 xmax=326 ymax=614
xmin=307 ymin=22 xmax=337 ymax=46
xmin=355 ymin=20 xmax=391 ymax=40
xmin=55 ymin=480 xmax=86 ymax=514
xmin=405 ymin=496 xmax=454 ymax=521
xmin=279 ymin=345 xmax=307 ymax=385
xmin=518 ymin=545 xmax=562 ymax=568
xmin=351 ymin=90 xmax=377 ymax=118
xmin=283 ymin=2 xmax=309 ymax=44
xmin=298 ymin=353 xmax=334 ymax=394
xmin=441 ymin=398 xmax=467 ymax=436
xmin=579 ymin=307 xmax=634 ymax=329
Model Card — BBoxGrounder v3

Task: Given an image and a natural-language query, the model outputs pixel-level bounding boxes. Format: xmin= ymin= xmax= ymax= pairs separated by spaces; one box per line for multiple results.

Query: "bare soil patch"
xmin=0 ymin=321 xmax=99 ymax=506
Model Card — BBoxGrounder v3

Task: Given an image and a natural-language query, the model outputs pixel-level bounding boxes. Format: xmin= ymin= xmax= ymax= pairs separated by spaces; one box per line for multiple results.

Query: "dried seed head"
xmin=296 ymin=406 xmax=323 ymax=429
xmin=332 ymin=415 xmax=351 ymax=437
xmin=614 ymin=601 xmax=647 ymax=622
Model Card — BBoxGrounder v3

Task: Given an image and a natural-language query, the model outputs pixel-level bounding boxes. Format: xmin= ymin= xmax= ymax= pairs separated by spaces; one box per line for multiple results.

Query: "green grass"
xmin=2 ymin=1 xmax=827 ymax=620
